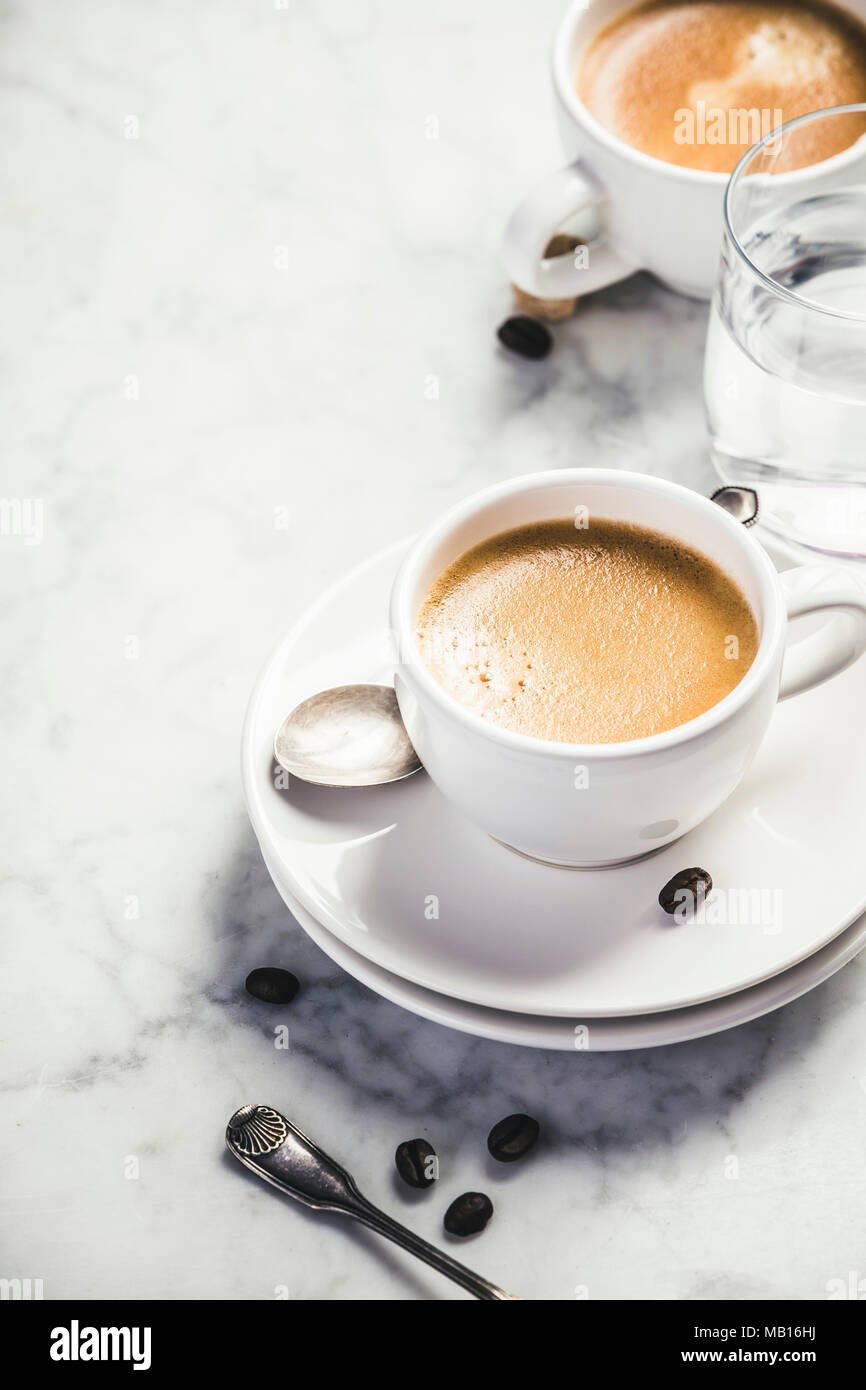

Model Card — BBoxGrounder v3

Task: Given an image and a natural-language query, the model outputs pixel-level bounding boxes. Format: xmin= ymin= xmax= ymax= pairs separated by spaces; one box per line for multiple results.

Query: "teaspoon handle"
xmin=344 ymin=1192 xmax=517 ymax=1301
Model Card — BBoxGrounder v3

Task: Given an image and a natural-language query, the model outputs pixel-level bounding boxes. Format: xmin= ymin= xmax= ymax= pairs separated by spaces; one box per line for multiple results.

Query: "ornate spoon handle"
xmin=226 ymin=1104 xmax=517 ymax=1301
xmin=342 ymin=1193 xmax=516 ymax=1300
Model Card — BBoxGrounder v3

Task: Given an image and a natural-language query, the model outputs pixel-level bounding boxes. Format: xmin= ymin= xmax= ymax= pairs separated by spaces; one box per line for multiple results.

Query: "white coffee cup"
xmin=390 ymin=470 xmax=866 ymax=867
xmin=502 ymin=0 xmax=866 ymax=301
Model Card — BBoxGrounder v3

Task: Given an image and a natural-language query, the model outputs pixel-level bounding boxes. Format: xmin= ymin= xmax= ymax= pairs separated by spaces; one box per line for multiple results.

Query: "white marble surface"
xmin=2 ymin=0 xmax=865 ymax=1302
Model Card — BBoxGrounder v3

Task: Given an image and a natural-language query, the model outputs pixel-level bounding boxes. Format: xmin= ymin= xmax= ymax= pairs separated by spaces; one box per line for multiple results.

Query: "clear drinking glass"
xmin=704 ymin=104 xmax=866 ymax=558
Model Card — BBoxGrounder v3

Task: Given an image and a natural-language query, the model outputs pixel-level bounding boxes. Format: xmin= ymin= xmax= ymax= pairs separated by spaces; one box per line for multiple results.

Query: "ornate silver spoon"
xmin=274 ymin=684 xmax=422 ymax=788
xmin=226 ymin=1104 xmax=517 ymax=1301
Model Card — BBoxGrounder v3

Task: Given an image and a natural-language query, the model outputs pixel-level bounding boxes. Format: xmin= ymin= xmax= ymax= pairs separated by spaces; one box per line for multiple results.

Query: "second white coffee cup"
xmin=502 ymin=0 xmax=866 ymax=300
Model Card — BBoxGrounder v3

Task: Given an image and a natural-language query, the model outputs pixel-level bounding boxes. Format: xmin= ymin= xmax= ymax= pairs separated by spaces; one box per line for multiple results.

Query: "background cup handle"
xmin=502 ymin=161 xmax=638 ymax=299
xmin=779 ymin=566 xmax=866 ymax=699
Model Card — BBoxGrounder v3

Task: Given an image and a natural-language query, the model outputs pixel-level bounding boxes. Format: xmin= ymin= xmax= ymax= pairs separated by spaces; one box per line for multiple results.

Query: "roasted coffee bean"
xmin=395 ymin=1138 xmax=438 ymax=1189
xmin=487 ymin=1112 xmax=540 ymax=1163
xmin=497 ymin=315 xmax=552 ymax=360
xmin=658 ymin=867 xmax=713 ymax=915
xmin=444 ymin=1191 xmax=493 ymax=1237
xmin=244 ymin=967 xmax=300 ymax=1004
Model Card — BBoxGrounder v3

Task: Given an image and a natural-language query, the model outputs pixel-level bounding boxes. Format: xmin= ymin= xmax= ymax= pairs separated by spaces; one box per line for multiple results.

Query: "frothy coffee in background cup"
xmin=577 ymin=0 xmax=866 ymax=173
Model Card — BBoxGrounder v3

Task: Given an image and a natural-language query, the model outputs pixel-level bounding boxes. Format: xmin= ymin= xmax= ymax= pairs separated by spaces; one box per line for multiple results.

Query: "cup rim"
xmin=552 ymin=0 xmax=728 ymax=187
xmin=390 ymin=470 xmax=783 ymax=761
xmin=724 ymin=101 xmax=866 ymax=323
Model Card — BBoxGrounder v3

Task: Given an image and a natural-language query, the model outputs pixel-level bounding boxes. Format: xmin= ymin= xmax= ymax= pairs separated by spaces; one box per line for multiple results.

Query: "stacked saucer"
xmin=241 ymin=537 xmax=866 ymax=1050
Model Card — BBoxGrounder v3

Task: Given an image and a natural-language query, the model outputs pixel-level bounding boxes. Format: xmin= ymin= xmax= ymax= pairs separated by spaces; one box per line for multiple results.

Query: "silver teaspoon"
xmin=226 ymin=1105 xmax=517 ymax=1301
xmin=274 ymin=684 xmax=422 ymax=788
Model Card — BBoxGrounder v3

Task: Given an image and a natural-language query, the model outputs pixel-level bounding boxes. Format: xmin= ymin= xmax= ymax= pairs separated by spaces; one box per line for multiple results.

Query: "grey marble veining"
xmin=1 ymin=0 xmax=865 ymax=1301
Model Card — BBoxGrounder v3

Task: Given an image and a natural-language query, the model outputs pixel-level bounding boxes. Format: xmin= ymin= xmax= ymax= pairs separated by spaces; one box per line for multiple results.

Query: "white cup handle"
xmin=779 ymin=565 xmax=866 ymax=699
xmin=502 ymin=161 xmax=638 ymax=299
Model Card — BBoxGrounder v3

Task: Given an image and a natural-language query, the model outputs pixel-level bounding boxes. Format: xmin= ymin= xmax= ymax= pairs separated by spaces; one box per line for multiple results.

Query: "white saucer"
xmin=242 ymin=537 xmax=866 ymax=1018
xmin=261 ymin=845 xmax=866 ymax=1050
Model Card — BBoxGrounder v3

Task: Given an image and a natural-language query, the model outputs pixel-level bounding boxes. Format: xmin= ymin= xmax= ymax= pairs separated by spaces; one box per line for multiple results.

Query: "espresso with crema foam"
xmin=578 ymin=0 xmax=866 ymax=174
xmin=416 ymin=519 xmax=758 ymax=744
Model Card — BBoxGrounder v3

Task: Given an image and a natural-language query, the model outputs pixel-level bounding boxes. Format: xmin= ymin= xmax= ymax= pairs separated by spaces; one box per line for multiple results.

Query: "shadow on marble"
xmin=212 ymin=830 xmax=841 ymax=1157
